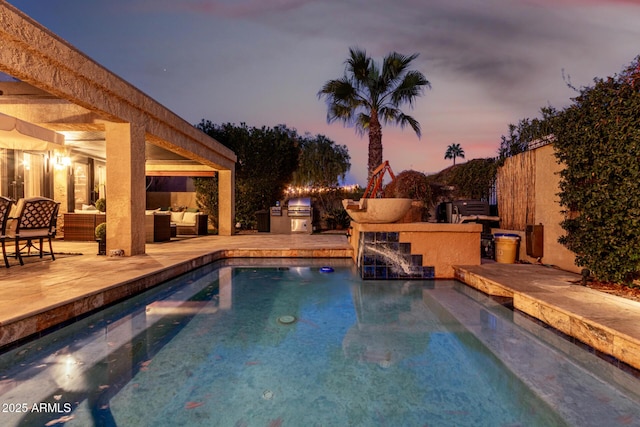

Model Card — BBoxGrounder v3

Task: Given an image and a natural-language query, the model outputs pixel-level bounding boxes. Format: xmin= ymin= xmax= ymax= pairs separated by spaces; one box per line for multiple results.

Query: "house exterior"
xmin=0 ymin=2 xmax=236 ymax=255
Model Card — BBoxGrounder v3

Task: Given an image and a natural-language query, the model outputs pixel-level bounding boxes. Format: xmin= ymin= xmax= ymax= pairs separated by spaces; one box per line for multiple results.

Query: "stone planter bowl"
xmin=342 ymin=198 xmax=414 ymax=224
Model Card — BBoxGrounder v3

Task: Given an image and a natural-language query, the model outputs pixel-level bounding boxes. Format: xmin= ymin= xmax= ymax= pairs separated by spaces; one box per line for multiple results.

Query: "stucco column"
xmin=105 ymin=122 xmax=146 ymax=255
xmin=217 ymin=168 xmax=235 ymax=236
xmin=53 ymin=166 xmax=69 ymax=213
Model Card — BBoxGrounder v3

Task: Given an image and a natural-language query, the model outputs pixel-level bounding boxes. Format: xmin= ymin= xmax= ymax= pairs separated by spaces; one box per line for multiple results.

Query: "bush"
xmin=424 ymin=158 xmax=497 ymax=203
xmin=95 ymin=222 xmax=106 ymax=240
xmin=448 ymin=158 xmax=498 ymax=200
xmin=384 ymin=170 xmax=431 ymax=202
xmin=384 ymin=170 xmax=432 ymax=220
xmin=554 ymin=57 xmax=640 ymax=284
xmin=193 ymin=176 xmax=218 ymax=230
xmin=95 ymin=198 xmax=106 ymax=212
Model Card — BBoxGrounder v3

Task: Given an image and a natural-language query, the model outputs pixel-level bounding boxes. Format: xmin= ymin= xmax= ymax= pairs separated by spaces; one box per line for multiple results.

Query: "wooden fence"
xmin=496 ymin=150 xmax=536 ymax=231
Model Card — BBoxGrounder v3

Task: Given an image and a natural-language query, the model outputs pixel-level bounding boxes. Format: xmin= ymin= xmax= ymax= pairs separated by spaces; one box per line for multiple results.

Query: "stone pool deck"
xmin=454 ymin=264 xmax=640 ymax=371
xmin=2 ymin=233 xmax=640 ymax=373
xmin=0 ymin=233 xmax=352 ymax=349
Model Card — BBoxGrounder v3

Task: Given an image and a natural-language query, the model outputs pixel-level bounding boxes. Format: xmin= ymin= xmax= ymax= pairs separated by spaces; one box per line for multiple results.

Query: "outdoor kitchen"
xmin=268 ymin=197 xmax=314 ymax=234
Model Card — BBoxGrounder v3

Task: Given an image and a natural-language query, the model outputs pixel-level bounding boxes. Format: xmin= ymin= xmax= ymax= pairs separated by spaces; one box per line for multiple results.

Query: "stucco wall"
xmin=146 ymin=192 xmax=198 ymax=210
xmin=350 ymin=222 xmax=482 ymax=279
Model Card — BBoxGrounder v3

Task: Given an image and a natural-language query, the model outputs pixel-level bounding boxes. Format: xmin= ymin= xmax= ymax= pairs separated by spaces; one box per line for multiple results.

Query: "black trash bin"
xmin=256 ymin=210 xmax=270 ymax=232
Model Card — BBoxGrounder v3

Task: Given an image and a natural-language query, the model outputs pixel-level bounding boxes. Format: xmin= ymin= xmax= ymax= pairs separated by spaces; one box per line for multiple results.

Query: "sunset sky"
xmin=7 ymin=0 xmax=640 ymax=185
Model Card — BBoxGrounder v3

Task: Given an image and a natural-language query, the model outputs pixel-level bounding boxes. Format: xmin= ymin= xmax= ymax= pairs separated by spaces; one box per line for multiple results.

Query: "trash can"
xmin=494 ymin=233 xmax=520 ymax=264
xmin=256 ymin=210 xmax=270 ymax=232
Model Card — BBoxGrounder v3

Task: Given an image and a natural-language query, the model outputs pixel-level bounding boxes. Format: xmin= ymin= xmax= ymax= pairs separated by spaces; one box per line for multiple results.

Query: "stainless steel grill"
xmin=287 ymin=197 xmax=311 ymax=217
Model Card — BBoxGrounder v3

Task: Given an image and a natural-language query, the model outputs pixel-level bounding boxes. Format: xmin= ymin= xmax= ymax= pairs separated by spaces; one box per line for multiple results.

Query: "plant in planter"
xmin=95 ymin=222 xmax=107 ymax=255
xmin=95 ymin=198 xmax=106 ymax=213
xmin=324 ymin=207 xmax=352 ymax=230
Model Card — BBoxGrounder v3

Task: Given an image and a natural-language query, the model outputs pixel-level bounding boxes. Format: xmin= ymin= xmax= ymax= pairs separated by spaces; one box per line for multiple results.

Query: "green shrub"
xmin=554 ymin=57 xmax=640 ymax=284
xmin=95 ymin=222 xmax=106 ymax=240
xmin=448 ymin=158 xmax=498 ymax=200
xmin=95 ymin=198 xmax=106 ymax=212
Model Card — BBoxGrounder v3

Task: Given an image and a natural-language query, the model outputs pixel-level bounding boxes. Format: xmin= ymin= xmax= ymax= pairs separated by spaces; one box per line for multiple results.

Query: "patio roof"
xmin=0 ymin=77 xmax=227 ymax=176
xmin=0 ymin=2 xmax=237 ymax=251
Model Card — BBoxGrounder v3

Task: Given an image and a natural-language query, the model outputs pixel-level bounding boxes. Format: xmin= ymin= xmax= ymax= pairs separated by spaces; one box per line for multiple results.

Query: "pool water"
xmin=1 ymin=259 xmax=640 ymax=426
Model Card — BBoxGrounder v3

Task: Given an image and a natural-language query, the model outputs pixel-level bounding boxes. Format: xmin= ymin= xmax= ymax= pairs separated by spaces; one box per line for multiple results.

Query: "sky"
xmin=6 ymin=0 xmax=640 ymax=185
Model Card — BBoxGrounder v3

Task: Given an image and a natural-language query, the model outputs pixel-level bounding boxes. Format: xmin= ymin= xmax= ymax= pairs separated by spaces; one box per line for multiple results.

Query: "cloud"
xmin=132 ymin=0 xmax=313 ymax=18
xmin=186 ymin=0 xmax=572 ymax=99
xmin=205 ymin=0 xmax=637 ymax=108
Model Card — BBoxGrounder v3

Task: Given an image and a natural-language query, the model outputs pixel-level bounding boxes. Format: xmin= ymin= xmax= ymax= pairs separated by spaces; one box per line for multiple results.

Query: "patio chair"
xmin=0 ymin=196 xmax=13 ymax=268
xmin=7 ymin=197 xmax=60 ymax=266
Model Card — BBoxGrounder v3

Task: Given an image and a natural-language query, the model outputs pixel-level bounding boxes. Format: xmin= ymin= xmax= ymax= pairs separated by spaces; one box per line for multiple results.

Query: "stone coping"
xmin=0 ymin=247 xmax=352 ymax=350
xmin=454 ymin=264 xmax=640 ymax=371
xmin=352 ymin=222 xmax=482 ymax=233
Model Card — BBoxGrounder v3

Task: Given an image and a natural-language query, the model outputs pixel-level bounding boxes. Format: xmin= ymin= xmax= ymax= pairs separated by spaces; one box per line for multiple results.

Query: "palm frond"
xmin=383 ymin=52 xmax=419 ymax=82
xmin=318 ymin=78 xmax=357 ymax=102
xmin=391 ymin=71 xmax=430 ymax=106
xmin=379 ymin=106 xmax=399 ymax=124
xmin=327 ymin=103 xmax=355 ymax=124
xmin=355 ymin=113 xmax=370 ymax=136
xmin=347 ymin=47 xmax=372 ymax=86
xmin=396 ymin=113 xmax=422 ymax=138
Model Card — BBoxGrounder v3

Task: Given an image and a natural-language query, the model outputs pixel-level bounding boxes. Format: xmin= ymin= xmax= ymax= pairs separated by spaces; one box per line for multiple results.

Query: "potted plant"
xmin=95 ymin=198 xmax=106 ymax=213
xmin=95 ymin=222 xmax=106 ymax=255
xmin=324 ymin=207 xmax=352 ymax=230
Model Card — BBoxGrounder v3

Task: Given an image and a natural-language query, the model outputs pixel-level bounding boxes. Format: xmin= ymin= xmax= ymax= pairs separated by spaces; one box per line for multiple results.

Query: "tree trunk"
xmin=368 ymin=110 xmax=383 ymax=180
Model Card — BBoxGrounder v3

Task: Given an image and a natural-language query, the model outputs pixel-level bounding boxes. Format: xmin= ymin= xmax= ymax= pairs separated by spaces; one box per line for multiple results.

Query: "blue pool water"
xmin=1 ymin=259 xmax=640 ymax=426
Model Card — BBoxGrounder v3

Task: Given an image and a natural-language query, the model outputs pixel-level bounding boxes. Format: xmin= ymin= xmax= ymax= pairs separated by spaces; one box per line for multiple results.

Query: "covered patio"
xmin=0 ymin=3 xmax=236 ymax=256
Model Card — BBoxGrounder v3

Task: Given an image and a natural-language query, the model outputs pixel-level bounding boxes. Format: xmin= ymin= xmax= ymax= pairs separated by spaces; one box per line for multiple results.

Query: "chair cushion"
xmin=182 ymin=212 xmax=198 ymax=225
xmin=170 ymin=211 xmax=184 ymax=223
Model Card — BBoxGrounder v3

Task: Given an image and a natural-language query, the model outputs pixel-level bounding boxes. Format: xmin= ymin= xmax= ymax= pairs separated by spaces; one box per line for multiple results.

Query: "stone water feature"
xmin=344 ymin=198 xmax=482 ymax=279
xmin=342 ymin=198 xmax=413 ymax=223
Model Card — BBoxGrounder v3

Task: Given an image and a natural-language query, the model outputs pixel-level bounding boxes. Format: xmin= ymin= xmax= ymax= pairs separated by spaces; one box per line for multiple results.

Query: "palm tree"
xmin=318 ymin=47 xmax=430 ymax=180
xmin=445 ymin=143 xmax=465 ymax=165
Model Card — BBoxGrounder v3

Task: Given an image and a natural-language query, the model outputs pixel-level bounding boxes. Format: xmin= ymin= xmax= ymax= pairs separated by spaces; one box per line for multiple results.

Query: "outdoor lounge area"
xmin=0 ymin=3 xmax=236 ymax=260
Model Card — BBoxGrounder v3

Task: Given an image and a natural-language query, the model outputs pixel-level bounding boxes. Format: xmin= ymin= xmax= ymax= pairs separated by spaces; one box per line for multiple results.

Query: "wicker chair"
xmin=0 ymin=196 xmax=13 ymax=268
xmin=7 ymin=197 xmax=60 ymax=266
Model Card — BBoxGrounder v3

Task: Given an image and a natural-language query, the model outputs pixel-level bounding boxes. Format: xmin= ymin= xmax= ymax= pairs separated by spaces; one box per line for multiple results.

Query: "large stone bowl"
xmin=342 ymin=198 xmax=414 ymax=223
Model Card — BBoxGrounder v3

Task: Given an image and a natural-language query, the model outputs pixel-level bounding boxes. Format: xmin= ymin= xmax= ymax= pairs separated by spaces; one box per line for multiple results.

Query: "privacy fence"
xmin=496 ymin=150 xmax=536 ymax=231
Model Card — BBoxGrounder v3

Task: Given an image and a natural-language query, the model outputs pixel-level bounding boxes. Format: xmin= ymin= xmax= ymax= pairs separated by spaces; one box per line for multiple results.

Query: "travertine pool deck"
xmin=2 ymin=234 xmax=640 ymax=374
xmin=455 ymin=264 xmax=640 ymax=371
xmin=0 ymin=233 xmax=352 ymax=349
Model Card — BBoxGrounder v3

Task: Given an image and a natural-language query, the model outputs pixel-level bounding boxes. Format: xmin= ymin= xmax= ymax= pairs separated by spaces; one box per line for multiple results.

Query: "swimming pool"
xmin=1 ymin=259 xmax=640 ymax=426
